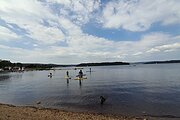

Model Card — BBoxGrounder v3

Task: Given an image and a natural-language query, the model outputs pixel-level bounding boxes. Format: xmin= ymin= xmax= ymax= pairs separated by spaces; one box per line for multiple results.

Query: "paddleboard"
xmin=65 ymin=76 xmax=71 ymax=79
xmin=74 ymin=77 xmax=87 ymax=80
xmin=76 ymin=74 xmax=86 ymax=77
xmin=86 ymin=71 xmax=95 ymax=72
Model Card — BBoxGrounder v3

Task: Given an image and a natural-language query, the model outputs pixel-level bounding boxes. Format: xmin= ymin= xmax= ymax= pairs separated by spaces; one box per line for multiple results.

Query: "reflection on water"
xmin=0 ymin=64 xmax=180 ymax=117
xmin=79 ymin=80 xmax=82 ymax=87
xmin=0 ymin=74 xmax=11 ymax=81
xmin=0 ymin=72 xmax=23 ymax=81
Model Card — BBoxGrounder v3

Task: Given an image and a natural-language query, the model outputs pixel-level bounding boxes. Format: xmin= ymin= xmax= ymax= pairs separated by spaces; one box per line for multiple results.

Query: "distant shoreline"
xmin=142 ymin=60 xmax=180 ymax=64
xmin=1 ymin=60 xmax=180 ymax=72
xmin=76 ymin=62 xmax=130 ymax=67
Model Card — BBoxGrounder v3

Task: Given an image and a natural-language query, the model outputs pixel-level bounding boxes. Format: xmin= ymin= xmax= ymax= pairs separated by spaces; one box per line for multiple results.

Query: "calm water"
xmin=0 ymin=64 xmax=180 ymax=117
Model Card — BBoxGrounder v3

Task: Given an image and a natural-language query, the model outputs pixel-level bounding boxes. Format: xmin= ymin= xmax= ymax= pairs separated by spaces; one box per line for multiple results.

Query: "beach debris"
xmin=133 ymin=117 xmax=148 ymax=120
xmin=100 ymin=96 xmax=106 ymax=105
xmin=142 ymin=111 xmax=146 ymax=114
xmin=36 ymin=101 xmax=41 ymax=104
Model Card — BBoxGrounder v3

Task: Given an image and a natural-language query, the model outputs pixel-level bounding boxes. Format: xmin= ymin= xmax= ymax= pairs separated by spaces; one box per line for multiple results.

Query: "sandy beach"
xmin=0 ymin=103 xmax=151 ymax=120
xmin=0 ymin=103 xmax=179 ymax=120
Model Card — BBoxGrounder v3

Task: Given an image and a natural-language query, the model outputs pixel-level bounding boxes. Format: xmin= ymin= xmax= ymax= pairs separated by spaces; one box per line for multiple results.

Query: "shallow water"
xmin=0 ymin=64 xmax=180 ymax=117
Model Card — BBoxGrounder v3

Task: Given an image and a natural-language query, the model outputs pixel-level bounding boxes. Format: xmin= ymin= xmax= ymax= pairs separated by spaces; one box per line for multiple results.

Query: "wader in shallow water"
xmin=79 ymin=70 xmax=83 ymax=78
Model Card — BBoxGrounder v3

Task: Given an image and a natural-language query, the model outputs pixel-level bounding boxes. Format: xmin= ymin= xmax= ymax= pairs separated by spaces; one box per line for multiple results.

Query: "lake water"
xmin=0 ymin=64 xmax=180 ymax=117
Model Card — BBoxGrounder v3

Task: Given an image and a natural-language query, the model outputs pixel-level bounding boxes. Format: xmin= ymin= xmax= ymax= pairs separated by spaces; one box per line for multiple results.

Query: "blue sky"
xmin=0 ymin=0 xmax=180 ymax=64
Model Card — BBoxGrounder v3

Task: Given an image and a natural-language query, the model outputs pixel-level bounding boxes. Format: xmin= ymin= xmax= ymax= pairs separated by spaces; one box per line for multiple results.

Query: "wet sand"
xmin=1 ymin=103 xmax=178 ymax=120
xmin=0 ymin=103 xmax=150 ymax=120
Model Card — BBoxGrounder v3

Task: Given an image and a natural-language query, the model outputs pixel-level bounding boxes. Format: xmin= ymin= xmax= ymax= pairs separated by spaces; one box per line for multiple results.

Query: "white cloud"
xmin=133 ymin=52 xmax=143 ymax=56
xmin=101 ymin=0 xmax=180 ymax=31
xmin=0 ymin=0 xmax=100 ymax=45
xmin=0 ymin=26 xmax=20 ymax=40
xmin=1 ymin=32 xmax=179 ymax=63
xmin=46 ymin=0 xmax=71 ymax=6
xmin=0 ymin=0 xmax=179 ymax=63
xmin=57 ymin=16 xmax=82 ymax=35
xmin=147 ymin=43 xmax=180 ymax=53
xmin=0 ymin=0 xmax=64 ymax=44
xmin=26 ymin=24 xmax=65 ymax=44
xmin=46 ymin=0 xmax=101 ymax=25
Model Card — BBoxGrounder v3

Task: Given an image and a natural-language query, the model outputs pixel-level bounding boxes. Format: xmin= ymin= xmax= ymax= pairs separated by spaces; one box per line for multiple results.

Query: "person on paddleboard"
xmin=79 ymin=70 xmax=83 ymax=78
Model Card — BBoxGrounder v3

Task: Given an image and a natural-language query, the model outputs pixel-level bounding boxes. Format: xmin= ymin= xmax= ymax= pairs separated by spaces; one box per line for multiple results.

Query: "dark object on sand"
xmin=36 ymin=101 xmax=41 ymax=104
xmin=100 ymin=96 xmax=106 ymax=105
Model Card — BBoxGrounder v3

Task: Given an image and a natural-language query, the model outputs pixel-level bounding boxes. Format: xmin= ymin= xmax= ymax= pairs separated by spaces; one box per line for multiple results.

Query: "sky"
xmin=0 ymin=0 xmax=180 ymax=64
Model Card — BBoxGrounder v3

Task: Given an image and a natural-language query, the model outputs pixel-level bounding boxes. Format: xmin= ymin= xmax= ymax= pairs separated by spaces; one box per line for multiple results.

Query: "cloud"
xmin=25 ymin=24 xmax=65 ymax=44
xmin=147 ymin=43 xmax=180 ymax=53
xmin=1 ymin=31 xmax=179 ymax=63
xmin=46 ymin=0 xmax=101 ymax=25
xmin=133 ymin=52 xmax=143 ymax=56
xmin=0 ymin=26 xmax=20 ymax=40
xmin=0 ymin=0 xmax=65 ymax=44
xmin=0 ymin=0 xmax=100 ymax=45
xmin=101 ymin=0 xmax=180 ymax=31
xmin=0 ymin=0 xmax=179 ymax=63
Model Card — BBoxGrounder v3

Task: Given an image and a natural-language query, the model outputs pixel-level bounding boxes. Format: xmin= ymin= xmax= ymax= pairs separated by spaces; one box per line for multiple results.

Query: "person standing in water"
xmin=66 ymin=71 xmax=69 ymax=77
xmin=48 ymin=73 xmax=52 ymax=78
xmin=79 ymin=70 xmax=83 ymax=78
